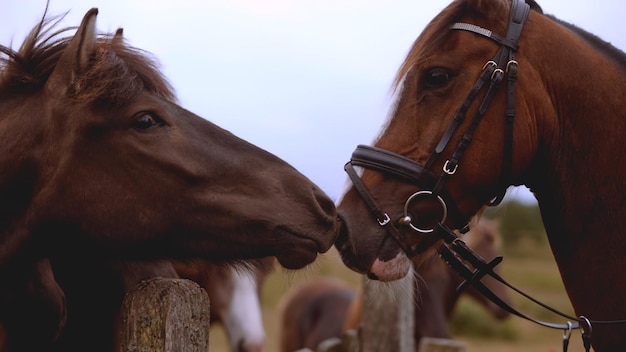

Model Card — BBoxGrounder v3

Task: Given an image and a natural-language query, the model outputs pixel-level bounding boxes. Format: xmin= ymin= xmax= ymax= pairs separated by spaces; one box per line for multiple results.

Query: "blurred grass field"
xmin=208 ymin=202 xmax=590 ymax=352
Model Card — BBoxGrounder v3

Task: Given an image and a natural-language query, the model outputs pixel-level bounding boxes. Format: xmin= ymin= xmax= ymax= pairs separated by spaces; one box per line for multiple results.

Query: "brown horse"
xmin=0 ymin=6 xmax=337 ymax=351
xmin=277 ymin=277 xmax=357 ymax=352
xmin=279 ymin=217 xmax=509 ymax=351
xmin=336 ymin=0 xmax=626 ymax=350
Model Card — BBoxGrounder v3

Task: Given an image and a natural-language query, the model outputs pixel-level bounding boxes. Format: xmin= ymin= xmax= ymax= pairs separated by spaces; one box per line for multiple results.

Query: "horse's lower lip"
xmin=275 ymin=239 xmax=318 ymax=269
xmin=273 ymin=228 xmax=321 ymax=269
xmin=368 ymin=254 xmax=411 ymax=281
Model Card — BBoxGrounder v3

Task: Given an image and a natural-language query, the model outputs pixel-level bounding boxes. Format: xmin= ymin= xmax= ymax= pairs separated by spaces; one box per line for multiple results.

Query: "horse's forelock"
xmin=0 ymin=13 xmax=176 ymax=104
xmin=0 ymin=15 xmax=71 ymax=94
xmin=71 ymin=38 xmax=176 ymax=105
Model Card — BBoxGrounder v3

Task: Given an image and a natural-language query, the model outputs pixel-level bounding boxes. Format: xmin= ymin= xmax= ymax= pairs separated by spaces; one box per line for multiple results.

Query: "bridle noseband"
xmin=344 ymin=0 xmax=529 ymax=253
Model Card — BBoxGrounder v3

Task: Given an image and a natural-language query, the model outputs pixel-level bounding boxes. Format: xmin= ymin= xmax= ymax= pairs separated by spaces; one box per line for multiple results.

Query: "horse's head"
xmin=336 ymin=0 xmax=544 ymax=280
xmin=0 ymin=9 xmax=337 ymax=270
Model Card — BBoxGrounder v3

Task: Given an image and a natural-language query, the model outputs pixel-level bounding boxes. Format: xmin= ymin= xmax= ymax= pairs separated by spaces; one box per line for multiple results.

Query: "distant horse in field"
xmin=335 ymin=0 xmax=626 ymax=350
xmin=277 ymin=277 xmax=356 ymax=352
xmin=279 ymin=217 xmax=509 ymax=351
xmin=0 ymin=6 xmax=337 ymax=351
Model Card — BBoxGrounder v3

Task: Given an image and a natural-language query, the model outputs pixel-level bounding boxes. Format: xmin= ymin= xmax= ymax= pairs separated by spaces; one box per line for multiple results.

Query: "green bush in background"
xmin=483 ymin=200 xmax=548 ymax=254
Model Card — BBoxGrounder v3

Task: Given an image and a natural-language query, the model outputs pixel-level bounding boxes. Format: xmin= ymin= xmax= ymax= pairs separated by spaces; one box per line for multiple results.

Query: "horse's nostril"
xmin=313 ymin=186 xmax=336 ymax=217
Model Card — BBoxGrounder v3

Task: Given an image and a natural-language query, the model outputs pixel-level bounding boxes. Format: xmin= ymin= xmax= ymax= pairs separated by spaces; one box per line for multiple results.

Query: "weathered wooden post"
xmin=119 ymin=278 xmax=210 ymax=352
xmin=360 ymin=272 xmax=415 ymax=352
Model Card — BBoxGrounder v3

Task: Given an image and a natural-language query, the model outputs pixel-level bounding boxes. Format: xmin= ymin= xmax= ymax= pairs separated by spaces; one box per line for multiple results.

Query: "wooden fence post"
xmin=360 ymin=273 xmax=415 ymax=352
xmin=119 ymin=278 xmax=210 ymax=352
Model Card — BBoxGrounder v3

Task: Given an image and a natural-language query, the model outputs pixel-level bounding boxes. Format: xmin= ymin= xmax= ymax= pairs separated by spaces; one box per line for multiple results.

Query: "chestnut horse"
xmin=279 ymin=217 xmax=509 ymax=351
xmin=0 ymin=6 xmax=337 ymax=351
xmin=336 ymin=0 xmax=626 ymax=350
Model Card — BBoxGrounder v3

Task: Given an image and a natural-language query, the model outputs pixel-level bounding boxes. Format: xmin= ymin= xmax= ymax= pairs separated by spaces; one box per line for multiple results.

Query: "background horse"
xmin=335 ymin=0 xmax=626 ymax=350
xmin=173 ymin=257 xmax=275 ymax=352
xmin=277 ymin=277 xmax=356 ymax=352
xmin=0 ymin=7 xmax=337 ymax=351
xmin=279 ymin=217 xmax=509 ymax=351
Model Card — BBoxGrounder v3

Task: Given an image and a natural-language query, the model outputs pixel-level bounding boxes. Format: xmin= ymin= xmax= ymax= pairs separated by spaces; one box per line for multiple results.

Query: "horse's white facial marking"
xmin=224 ymin=269 xmax=265 ymax=352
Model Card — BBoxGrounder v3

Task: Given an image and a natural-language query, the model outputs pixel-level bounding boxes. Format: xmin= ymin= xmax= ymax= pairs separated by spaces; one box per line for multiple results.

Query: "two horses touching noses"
xmin=0 ymin=5 xmax=337 ymax=351
xmin=4 ymin=0 xmax=626 ymax=351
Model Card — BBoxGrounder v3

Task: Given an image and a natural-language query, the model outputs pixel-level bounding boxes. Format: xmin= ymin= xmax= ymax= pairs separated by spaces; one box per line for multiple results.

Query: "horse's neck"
xmin=526 ymin=19 xmax=626 ymax=240
xmin=525 ymin=23 xmax=626 ymax=324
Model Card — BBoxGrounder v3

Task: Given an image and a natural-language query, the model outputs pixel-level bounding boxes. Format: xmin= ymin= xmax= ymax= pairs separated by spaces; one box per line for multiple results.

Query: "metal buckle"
xmin=377 ymin=213 xmax=391 ymax=226
xmin=443 ymin=160 xmax=458 ymax=175
xmin=400 ymin=190 xmax=448 ymax=233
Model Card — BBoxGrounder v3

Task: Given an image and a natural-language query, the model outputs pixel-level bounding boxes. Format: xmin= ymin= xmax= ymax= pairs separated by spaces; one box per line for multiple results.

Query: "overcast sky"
xmin=2 ymin=1 xmax=624 ymax=203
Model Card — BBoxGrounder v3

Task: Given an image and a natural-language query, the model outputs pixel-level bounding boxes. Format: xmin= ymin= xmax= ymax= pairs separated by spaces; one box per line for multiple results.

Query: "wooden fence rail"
xmin=119 ymin=278 xmax=210 ymax=352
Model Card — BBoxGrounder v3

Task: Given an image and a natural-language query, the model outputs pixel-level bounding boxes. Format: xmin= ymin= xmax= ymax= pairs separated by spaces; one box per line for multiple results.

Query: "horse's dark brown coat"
xmin=0 ymin=7 xmax=336 ymax=351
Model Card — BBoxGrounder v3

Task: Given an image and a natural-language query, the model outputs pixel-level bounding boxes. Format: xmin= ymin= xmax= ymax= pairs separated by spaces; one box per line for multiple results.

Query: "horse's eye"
xmin=423 ymin=69 xmax=451 ymax=89
xmin=132 ymin=112 xmax=162 ymax=130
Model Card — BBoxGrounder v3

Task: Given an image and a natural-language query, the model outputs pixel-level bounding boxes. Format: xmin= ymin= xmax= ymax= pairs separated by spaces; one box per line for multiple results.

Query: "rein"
xmin=342 ymin=0 xmax=626 ymax=350
xmin=435 ymin=225 xmax=593 ymax=351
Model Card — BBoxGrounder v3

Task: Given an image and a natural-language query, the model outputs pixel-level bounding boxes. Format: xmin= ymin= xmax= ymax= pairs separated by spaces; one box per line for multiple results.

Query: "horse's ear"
xmin=45 ymin=8 xmax=99 ymax=96
xmin=465 ymin=0 xmax=508 ymax=16
xmin=525 ymin=0 xmax=544 ymax=14
xmin=467 ymin=0 xmax=543 ymax=15
xmin=112 ymin=28 xmax=124 ymax=45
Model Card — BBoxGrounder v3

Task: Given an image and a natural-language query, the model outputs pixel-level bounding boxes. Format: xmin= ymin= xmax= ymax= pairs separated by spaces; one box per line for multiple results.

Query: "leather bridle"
xmin=342 ymin=1 xmax=622 ymax=350
xmin=344 ymin=0 xmax=529 ymax=251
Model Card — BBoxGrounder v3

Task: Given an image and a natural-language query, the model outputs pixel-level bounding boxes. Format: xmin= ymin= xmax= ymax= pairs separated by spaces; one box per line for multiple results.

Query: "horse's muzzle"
xmin=334 ymin=212 xmax=411 ymax=281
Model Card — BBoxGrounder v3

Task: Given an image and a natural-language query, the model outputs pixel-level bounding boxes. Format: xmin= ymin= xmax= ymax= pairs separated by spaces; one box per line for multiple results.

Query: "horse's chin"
xmin=272 ymin=233 xmax=320 ymax=269
xmin=367 ymin=253 xmax=412 ymax=281
xmin=274 ymin=248 xmax=317 ymax=269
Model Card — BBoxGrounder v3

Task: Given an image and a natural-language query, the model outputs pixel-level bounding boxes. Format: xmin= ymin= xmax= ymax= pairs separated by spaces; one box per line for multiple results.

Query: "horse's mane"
xmin=392 ymin=0 xmax=626 ymax=91
xmin=547 ymin=15 xmax=626 ymax=73
xmin=0 ymin=10 xmax=175 ymax=104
